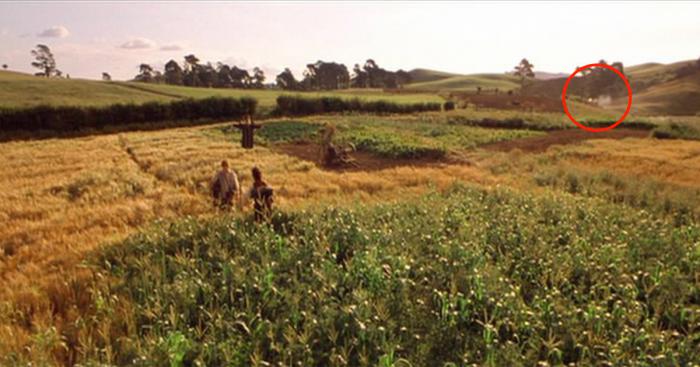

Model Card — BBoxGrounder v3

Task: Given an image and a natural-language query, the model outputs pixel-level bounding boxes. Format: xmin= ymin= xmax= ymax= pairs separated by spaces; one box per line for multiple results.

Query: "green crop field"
xmin=247 ymin=115 xmax=543 ymax=159
xmin=73 ymin=184 xmax=700 ymax=366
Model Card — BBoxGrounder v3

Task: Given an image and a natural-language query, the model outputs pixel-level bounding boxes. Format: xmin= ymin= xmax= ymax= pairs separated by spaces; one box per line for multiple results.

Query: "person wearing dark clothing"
xmin=249 ymin=166 xmax=273 ymax=222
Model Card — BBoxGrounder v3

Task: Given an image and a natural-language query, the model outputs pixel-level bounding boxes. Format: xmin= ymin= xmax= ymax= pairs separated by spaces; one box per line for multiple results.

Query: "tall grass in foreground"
xmin=49 ymin=185 xmax=700 ymax=366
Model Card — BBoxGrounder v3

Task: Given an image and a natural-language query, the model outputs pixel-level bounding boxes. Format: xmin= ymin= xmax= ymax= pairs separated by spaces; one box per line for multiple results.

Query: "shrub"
xmin=0 ymin=97 xmax=258 ymax=133
xmin=274 ymin=95 xmax=441 ymax=116
xmin=443 ymin=101 xmax=455 ymax=111
xmin=652 ymin=122 xmax=700 ymax=140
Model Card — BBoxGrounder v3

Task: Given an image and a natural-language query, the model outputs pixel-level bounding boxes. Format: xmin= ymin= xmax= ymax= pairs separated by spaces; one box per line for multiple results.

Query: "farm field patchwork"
xmin=77 ymin=184 xmax=700 ymax=366
xmin=243 ymin=115 xmax=545 ymax=159
xmin=1 ymin=112 xmax=700 ymax=365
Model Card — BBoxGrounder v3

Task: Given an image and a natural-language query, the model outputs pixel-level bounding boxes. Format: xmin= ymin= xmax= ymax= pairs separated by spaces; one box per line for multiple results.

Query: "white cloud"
xmin=160 ymin=44 xmax=183 ymax=51
xmin=37 ymin=26 xmax=70 ymax=38
xmin=119 ymin=37 xmax=156 ymax=50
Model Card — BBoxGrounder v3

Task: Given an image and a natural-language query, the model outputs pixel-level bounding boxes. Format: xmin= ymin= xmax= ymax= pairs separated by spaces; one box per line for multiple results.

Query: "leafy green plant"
xmin=78 ymin=184 xmax=700 ymax=366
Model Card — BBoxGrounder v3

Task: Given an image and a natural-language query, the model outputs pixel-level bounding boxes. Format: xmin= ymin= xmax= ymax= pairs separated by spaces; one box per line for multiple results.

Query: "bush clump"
xmin=274 ymin=95 xmax=441 ymax=116
xmin=652 ymin=122 xmax=700 ymax=140
xmin=0 ymin=97 xmax=257 ymax=132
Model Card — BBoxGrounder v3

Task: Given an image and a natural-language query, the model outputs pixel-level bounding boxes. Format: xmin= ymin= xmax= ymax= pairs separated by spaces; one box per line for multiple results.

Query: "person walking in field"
xmin=249 ymin=166 xmax=274 ymax=222
xmin=211 ymin=160 xmax=240 ymax=210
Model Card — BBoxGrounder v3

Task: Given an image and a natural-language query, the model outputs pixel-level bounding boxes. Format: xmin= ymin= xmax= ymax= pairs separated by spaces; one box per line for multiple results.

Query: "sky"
xmin=1 ymin=1 xmax=699 ymax=81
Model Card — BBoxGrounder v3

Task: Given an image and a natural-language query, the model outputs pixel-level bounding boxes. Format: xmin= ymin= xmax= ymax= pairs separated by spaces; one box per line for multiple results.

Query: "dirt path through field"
xmin=480 ymin=128 xmax=650 ymax=153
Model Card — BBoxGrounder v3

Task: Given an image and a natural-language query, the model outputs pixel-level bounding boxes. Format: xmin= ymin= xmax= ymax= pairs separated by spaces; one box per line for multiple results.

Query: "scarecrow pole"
xmin=233 ymin=114 xmax=261 ymax=149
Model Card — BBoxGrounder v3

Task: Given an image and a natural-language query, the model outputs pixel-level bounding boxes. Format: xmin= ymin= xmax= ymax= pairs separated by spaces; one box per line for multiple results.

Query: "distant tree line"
xmin=276 ymin=59 xmax=411 ymax=91
xmin=133 ymin=56 xmax=411 ymax=91
xmin=134 ymin=54 xmax=266 ymax=89
xmin=576 ymin=60 xmax=627 ymax=98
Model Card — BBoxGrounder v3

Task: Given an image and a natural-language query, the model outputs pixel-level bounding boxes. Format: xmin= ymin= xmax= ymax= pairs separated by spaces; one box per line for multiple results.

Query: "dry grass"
xmin=0 ymin=122 xmax=495 ymax=363
xmin=551 ymin=138 xmax=700 ymax=188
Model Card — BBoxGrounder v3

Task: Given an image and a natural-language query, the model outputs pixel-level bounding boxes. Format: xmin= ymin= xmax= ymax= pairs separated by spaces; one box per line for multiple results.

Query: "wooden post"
xmin=233 ymin=115 xmax=261 ymax=149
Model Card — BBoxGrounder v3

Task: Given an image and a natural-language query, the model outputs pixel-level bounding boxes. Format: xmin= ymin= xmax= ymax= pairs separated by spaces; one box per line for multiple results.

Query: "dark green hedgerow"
xmin=66 ymin=185 xmax=700 ymax=367
xmin=274 ymin=95 xmax=441 ymax=116
xmin=0 ymin=97 xmax=257 ymax=132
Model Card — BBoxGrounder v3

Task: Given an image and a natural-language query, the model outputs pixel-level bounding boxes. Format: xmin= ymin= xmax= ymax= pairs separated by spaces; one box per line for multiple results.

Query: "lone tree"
xmin=513 ymin=58 xmax=535 ymax=92
xmin=184 ymin=54 xmax=201 ymax=87
xmin=102 ymin=72 xmax=111 ymax=81
xmin=276 ymin=68 xmax=299 ymax=90
xmin=31 ymin=44 xmax=57 ymax=77
xmin=252 ymin=67 xmax=265 ymax=88
xmin=134 ymin=63 xmax=155 ymax=82
xmin=2 ymin=64 xmax=7 ymax=70
xmin=164 ymin=59 xmax=184 ymax=85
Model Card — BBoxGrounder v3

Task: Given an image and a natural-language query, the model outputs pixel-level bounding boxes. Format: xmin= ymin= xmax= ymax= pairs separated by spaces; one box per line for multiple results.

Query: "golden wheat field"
xmin=3 ymin=117 xmax=700 ymax=359
xmin=0 ymin=120 xmax=501 ymax=356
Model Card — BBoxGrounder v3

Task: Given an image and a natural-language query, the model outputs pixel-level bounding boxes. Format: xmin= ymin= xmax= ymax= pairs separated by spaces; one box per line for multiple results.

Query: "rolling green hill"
xmin=0 ymin=71 xmax=443 ymax=111
xmin=405 ymin=73 xmax=520 ymax=92
xmin=407 ymin=68 xmax=461 ymax=84
xmin=0 ymin=71 xmax=174 ymax=108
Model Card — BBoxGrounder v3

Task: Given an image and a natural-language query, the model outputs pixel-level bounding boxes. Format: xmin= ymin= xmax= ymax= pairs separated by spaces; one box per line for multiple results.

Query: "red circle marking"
xmin=561 ymin=63 xmax=633 ymax=132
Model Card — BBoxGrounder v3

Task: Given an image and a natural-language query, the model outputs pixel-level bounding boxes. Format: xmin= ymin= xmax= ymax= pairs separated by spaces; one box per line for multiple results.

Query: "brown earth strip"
xmin=272 ymin=142 xmax=452 ymax=172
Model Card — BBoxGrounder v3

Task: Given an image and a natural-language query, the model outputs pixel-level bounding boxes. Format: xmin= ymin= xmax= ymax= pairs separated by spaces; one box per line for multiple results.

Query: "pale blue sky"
xmin=1 ymin=1 xmax=699 ymax=81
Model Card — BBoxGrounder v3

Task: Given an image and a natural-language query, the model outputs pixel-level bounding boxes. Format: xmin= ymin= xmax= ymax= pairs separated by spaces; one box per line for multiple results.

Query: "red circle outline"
xmin=561 ymin=63 xmax=633 ymax=132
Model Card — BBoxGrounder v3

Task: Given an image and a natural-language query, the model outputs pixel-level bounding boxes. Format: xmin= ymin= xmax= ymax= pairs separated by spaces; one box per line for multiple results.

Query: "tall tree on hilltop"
xmin=216 ymin=63 xmax=233 ymax=88
xmin=164 ymin=59 xmax=184 ymax=85
xmin=230 ymin=66 xmax=250 ymax=88
xmin=102 ymin=72 xmax=111 ymax=81
xmin=183 ymin=54 xmax=200 ymax=87
xmin=31 ymin=44 xmax=57 ymax=77
xmin=513 ymin=58 xmax=535 ymax=92
xmin=134 ymin=63 xmax=155 ymax=82
xmin=252 ymin=67 xmax=265 ymax=88
xmin=276 ymin=68 xmax=299 ymax=90
xmin=363 ymin=59 xmax=381 ymax=87
xmin=351 ymin=64 xmax=368 ymax=88
xmin=2 ymin=64 xmax=7 ymax=70
xmin=198 ymin=62 xmax=218 ymax=87
xmin=302 ymin=61 xmax=349 ymax=90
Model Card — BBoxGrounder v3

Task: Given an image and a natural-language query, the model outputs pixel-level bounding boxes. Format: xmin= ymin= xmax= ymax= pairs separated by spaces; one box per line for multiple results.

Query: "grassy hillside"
xmin=407 ymin=68 xmax=461 ymax=83
xmin=0 ymin=71 xmax=174 ymax=108
xmin=406 ymin=73 xmax=519 ymax=92
xmin=118 ymin=82 xmax=443 ymax=112
xmin=0 ymin=71 xmax=443 ymax=112
xmin=613 ymin=71 xmax=700 ymax=115
xmin=611 ymin=59 xmax=700 ymax=115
